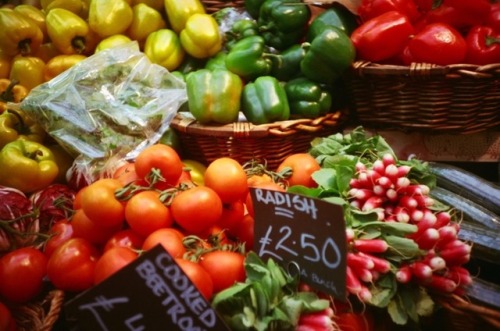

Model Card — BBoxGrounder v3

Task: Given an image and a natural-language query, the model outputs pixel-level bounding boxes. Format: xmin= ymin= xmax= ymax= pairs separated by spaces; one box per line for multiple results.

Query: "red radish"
xmin=349 ymin=178 xmax=363 ymax=189
xmin=427 ymin=256 xmax=446 ymax=271
xmin=354 ymin=189 xmax=374 ymax=200
xmin=353 ymin=239 xmax=389 ymax=253
xmin=410 ymin=209 xmax=424 ymax=222
xmin=373 ymin=185 xmax=386 ymax=197
xmin=427 ymin=275 xmax=458 ymax=293
xmin=394 ymin=206 xmax=410 ymax=223
xmin=446 ymin=266 xmax=473 ymax=286
xmin=376 ymin=176 xmax=393 ymax=189
xmin=436 ymin=226 xmax=458 ymax=249
xmin=358 ymin=285 xmax=373 ymax=302
xmin=346 ymin=228 xmax=355 ymax=242
xmin=435 ymin=211 xmax=452 ymax=228
xmin=356 ymin=172 xmax=370 ymax=188
xmin=350 ymin=200 xmax=362 ymax=209
xmin=439 ymin=243 xmax=471 ymax=266
xmin=386 ymin=188 xmax=398 ymax=201
xmin=397 ymin=165 xmax=411 ymax=177
xmin=396 ymin=265 xmax=412 ymax=283
xmin=415 ymin=228 xmax=440 ymax=250
xmin=355 ymin=162 xmax=367 ymax=173
xmin=347 ymin=252 xmax=375 ymax=270
xmin=411 ymin=210 xmax=437 ymax=238
xmin=382 ymin=153 xmax=396 ymax=166
xmin=401 ymin=184 xmax=424 ymax=196
xmin=358 ymin=252 xmax=392 ymax=273
xmin=366 ymin=169 xmax=382 ymax=185
xmin=362 ymin=196 xmax=384 ymax=211
xmin=414 ymin=195 xmax=434 ymax=208
xmin=384 ymin=164 xmax=399 ymax=178
xmin=399 ymin=196 xmax=418 ymax=209
xmin=410 ymin=262 xmax=433 ymax=281
xmin=346 ymin=266 xmax=362 ymax=295
xmin=297 ymin=307 xmax=335 ymax=331
xmin=351 ymin=265 xmax=373 ymax=283
xmin=395 ymin=176 xmax=410 ymax=189
xmin=372 ymin=160 xmax=385 ymax=174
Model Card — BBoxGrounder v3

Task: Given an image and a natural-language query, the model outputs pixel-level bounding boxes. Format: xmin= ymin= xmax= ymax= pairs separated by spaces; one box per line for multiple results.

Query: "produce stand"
xmin=0 ymin=0 xmax=499 ymax=330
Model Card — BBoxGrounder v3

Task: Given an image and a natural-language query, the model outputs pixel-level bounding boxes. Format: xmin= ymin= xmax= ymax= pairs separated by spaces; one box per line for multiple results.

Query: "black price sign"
xmin=65 ymin=245 xmax=229 ymax=331
xmin=250 ymin=188 xmax=347 ymax=299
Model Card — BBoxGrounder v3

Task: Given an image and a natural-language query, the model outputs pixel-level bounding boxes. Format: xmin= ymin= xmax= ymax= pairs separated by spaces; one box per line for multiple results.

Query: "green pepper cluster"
xmin=174 ymin=0 xmax=358 ymax=125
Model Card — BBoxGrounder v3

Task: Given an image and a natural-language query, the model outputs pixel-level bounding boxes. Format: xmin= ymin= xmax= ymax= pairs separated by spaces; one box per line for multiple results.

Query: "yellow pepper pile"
xmin=0 ymin=0 xmax=222 ymax=91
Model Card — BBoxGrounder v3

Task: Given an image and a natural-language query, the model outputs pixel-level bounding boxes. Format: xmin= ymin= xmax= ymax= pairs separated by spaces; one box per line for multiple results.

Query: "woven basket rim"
xmin=170 ymin=111 xmax=344 ymax=138
xmin=350 ymin=61 xmax=500 ymax=79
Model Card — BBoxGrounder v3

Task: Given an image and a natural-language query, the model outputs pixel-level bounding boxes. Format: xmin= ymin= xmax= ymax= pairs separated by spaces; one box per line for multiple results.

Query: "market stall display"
xmin=0 ymin=0 xmax=499 ymax=330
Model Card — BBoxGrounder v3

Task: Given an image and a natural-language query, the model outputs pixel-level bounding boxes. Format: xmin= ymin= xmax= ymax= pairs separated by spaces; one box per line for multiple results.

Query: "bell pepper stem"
xmin=0 ymin=80 xmax=20 ymax=103
xmin=6 ymin=109 xmax=29 ymax=136
xmin=485 ymin=36 xmax=500 ymax=47
xmin=18 ymin=39 xmax=32 ymax=56
xmin=72 ymin=36 xmax=87 ymax=54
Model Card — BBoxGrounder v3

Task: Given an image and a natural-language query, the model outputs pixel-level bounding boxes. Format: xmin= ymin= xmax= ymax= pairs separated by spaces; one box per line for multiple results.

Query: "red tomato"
xmin=234 ymin=214 xmax=255 ymax=251
xmin=80 ymin=178 xmax=125 ymax=229
xmin=0 ymin=247 xmax=47 ymax=303
xmin=47 ymin=238 xmax=100 ymax=292
xmin=44 ymin=219 xmax=74 ymax=258
xmin=219 ymin=200 xmax=245 ymax=233
xmin=142 ymin=228 xmax=186 ymax=258
xmin=175 ymin=258 xmax=214 ymax=301
xmin=204 ymin=157 xmax=248 ymax=203
xmin=134 ymin=144 xmax=183 ymax=189
xmin=94 ymin=247 xmax=138 ymax=284
xmin=407 ymin=23 xmax=467 ymax=65
xmin=113 ymin=161 xmax=146 ymax=186
xmin=0 ymin=301 xmax=16 ymax=331
xmin=125 ymin=190 xmax=174 ymax=238
xmin=104 ymin=229 xmax=144 ymax=252
xmin=200 ymin=225 xmax=234 ymax=247
xmin=171 ymin=186 xmax=223 ymax=234
xmin=277 ymin=153 xmax=320 ymax=188
xmin=72 ymin=209 xmax=122 ymax=246
xmin=199 ymin=251 xmax=246 ymax=294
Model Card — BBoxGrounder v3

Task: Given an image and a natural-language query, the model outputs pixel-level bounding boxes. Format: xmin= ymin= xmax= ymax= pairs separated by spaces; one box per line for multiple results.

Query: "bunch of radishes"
xmin=345 ymin=153 xmax=472 ymax=300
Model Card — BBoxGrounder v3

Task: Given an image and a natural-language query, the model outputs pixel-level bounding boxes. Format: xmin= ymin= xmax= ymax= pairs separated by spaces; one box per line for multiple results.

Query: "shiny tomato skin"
xmin=0 ymin=302 xmax=16 ymax=331
xmin=72 ymin=209 xmax=122 ymax=246
xmin=142 ymin=228 xmax=186 ymax=258
xmin=47 ymin=238 xmax=100 ymax=292
xmin=0 ymin=247 xmax=47 ymax=303
xmin=125 ymin=190 xmax=174 ymax=238
xmin=44 ymin=219 xmax=74 ymax=258
xmin=113 ymin=162 xmax=144 ymax=186
xmin=104 ymin=229 xmax=145 ymax=252
xmin=80 ymin=179 xmax=125 ymax=229
xmin=219 ymin=200 xmax=246 ymax=233
xmin=199 ymin=251 xmax=246 ymax=294
xmin=171 ymin=186 xmax=223 ymax=234
xmin=134 ymin=144 xmax=183 ymax=189
xmin=277 ymin=153 xmax=320 ymax=188
xmin=94 ymin=247 xmax=138 ymax=284
xmin=204 ymin=157 xmax=248 ymax=203
xmin=175 ymin=258 xmax=214 ymax=301
xmin=234 ymin=214 xmax=255 ymax=251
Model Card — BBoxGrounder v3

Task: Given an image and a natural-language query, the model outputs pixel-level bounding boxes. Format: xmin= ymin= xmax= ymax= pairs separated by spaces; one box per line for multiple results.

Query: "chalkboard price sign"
xmin=250 ymin=188 xmax=347 ymax=299
xmin=65 ymin=245 xmax=230 ymax=331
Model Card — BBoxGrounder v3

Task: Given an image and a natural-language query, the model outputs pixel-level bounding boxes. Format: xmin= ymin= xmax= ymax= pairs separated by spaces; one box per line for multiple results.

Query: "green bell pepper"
xmin=257 ymin=0 xmax=311 ymax=50
xmin=225 ymin=19 xmax=259 ymax=50
xmin=225 ymin=35 xmax=272 ymax=81
xmin=300 ymin=26 xmax=356 ymax=86
xmin=285 ymin=77 xmax=332 ymax=119
xmin=306 ymin=3 xmax=359 ymax=41
xmin=0 ymin=139 xmax=59 ymax=193
xmin=186 ymin=69 xmax=242 ymax=125
xmin=245 ymin=0 xmax=266 ymax=18
xmin=205 ymin=52 xmax=228 ymax=71
xmin=270 ymin=43 xmax=308 ymax=81
xmin=242 ymin=76 xmax=290 ymax=125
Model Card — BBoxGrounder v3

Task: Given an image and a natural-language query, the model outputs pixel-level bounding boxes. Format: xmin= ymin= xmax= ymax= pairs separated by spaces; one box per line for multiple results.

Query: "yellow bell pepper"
xmin=33 ymin=42 xmax=61 ymax=63
xmin=46 ymin=8 xmax=90 ymax=55
xmin=41 ymin=0 xmax=84 ymax=16
xmin=9 ymin=56 xmax=45 ymax=91
xmin=127 ymin=4 xmax=166 ymax=46
xmin=88 ymin=0 xmax=133 ymax=38
xmin=132 ymin=0 xmax=164 ymax=11
xmin=0 ymin=109 xmax=46 ymax=149
xmin=14 ymin=5 xmax=48 ymax=43
xmin=180 ymin=13 xmax=222 ymax=59
xmin=144 ymin=28 xmax=185 ymax=71
xmin=0 ymin=52 xmax=11 ymax=79
xmin=81 ymin=29 xmax=101 ymax=56
xmin=163 ymin=0 xmax=205 ymax=33
xmin=95 ymin=34 xmax=132 ymax=53
xmin=0 ymin=8 xmax=44 ymax=57
xmin=43 ymin=54 xmax=87 ymax=81
xmin=0 ymin=79 xmax=28 ymax=114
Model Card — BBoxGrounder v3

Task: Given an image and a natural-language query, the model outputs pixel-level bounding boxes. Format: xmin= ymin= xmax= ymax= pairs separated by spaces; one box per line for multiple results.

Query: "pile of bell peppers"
xmin=351 ymin=0 xmax=500 ymax=65
xmin=174 ymin=0 xmax=358 ymax=125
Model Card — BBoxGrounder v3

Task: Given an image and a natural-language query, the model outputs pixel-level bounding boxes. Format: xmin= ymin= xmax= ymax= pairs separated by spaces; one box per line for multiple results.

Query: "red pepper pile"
xmin=351 ymin=0 xmax=500 ymax=65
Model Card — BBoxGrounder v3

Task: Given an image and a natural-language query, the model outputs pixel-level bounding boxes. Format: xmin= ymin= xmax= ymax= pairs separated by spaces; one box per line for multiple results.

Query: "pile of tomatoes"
xmin=0 ymin=143 xmax=322 ymax=321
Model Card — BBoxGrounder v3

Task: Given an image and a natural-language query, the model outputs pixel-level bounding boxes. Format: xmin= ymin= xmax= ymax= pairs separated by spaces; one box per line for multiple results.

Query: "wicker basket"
xmin=346 ymin=61 xmax=500 ymax=134
xmin=9 ymin=289 xmax=64 ymax=331
xmin=202 ymin=0 xmax=245 ymax=13
xmin=170 ymin=111 xmax=344 ymax=169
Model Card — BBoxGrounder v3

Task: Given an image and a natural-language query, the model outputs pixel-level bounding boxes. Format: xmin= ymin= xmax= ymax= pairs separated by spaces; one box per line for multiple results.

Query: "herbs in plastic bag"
xmin=19 ymin=42 xmax=187 ymax=183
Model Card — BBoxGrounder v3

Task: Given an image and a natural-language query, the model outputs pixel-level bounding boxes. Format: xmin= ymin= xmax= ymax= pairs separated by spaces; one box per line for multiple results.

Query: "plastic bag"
xmin=20 ymin=41 xmax=187 ymax=161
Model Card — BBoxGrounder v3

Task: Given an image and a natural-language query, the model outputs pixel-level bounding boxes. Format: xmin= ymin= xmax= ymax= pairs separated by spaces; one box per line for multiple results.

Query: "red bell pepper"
xmin=358 ymin=0 xmax=421 ymax=23
xmin=465 ymin=26 xmax=500 ymax=65
xmin=407 ymin=22 xmax=467 ymax=65
xmin=426 ymin=0 xmax=491 ymax=31
xmin=351 ymin=10 xmax=415 ymax=62
xmin=486 ymin=3 xmax=500 ymax=33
